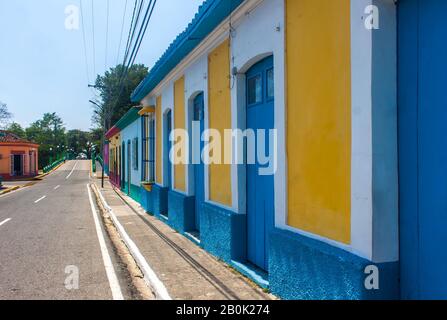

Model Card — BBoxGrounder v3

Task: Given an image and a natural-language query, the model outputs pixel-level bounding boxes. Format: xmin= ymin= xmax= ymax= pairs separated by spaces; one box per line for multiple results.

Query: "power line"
xmin=109 ymin=0 xmax=157 ymax=128
xmin=119 ymin=0 xmax=155 ymax=91
xmin=79 ymin=0 xmax=91 ymax=85
xmin=91 ymin=0 xmax=96 ymax=79
xmin=114 ymin=0 xmax=146 ymax=100
xmin=127 ymin=0 xmax=156 ymax=67
xmin=105 ymin=0 xmax=110 ymax=72
xmin=122 ymin=0 xmax=145 ymax=71
xmin=116 ymin=0 xmax=129 ymax=65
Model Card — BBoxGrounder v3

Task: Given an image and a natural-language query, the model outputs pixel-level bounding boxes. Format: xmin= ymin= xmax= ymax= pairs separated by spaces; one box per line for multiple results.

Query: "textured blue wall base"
xmin=201 ymin=202 xmax=246 ymax=263
xmin=151 ymin=185 xmax=168 ymax=218
xmin=167 ymin=191 xmax=195 ymax=233
xmin=269 ymin=228 xmax=399 ymax=300
xmin=127 ymin=184 xmax=141 ymax=203
xmin=140 ymin=187 xmax=154 ymax=215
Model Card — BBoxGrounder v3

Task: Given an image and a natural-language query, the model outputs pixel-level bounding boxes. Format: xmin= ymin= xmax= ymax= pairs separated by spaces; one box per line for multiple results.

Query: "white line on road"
xmin=34 ymin=196 xmax=47 ymax=204
xmin=66 ymin=161 xmax=78 ymax=180
xmin=0 ymin=218 xmax=11 ymax=227
xmin=87 ymin=184 xmax=124 ymax=300
xmin=93 ymin=184 xmax=171 ymax=300
xmin=54 ymin=185 xmax=60 ymax=190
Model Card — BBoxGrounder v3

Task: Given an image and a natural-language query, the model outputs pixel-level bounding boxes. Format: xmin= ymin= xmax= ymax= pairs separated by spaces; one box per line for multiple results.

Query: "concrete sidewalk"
xmin=93 ymin=179 xmax=274 ymax=300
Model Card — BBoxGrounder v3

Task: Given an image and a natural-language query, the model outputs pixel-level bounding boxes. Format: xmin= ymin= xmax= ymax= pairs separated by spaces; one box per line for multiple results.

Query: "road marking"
xmin=0 ymin=218 xmax=11 ymax=227
xmin=34 ymin=196 xmax=47 ymax=204
xmin=93 ymin=184 xmax=171 ymax=300
xmin=87 ymin=184 xmax=124 ymax=300
xmin=66 ymin=161 xmax=78 ymax=180
xmin=54 ymin=185 xmax=60 ymax=190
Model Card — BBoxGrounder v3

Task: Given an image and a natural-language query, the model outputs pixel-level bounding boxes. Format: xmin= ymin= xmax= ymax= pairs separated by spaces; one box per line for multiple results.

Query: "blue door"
xmin=193 ymin=93 xmax=205 ymax=232
xmin=165 ymin=110 xmax=172 ymax=190
xmin=399 ymin=0 xmax=447 ymax=299
xmin=246 ymin=56 xmax=275 ymax=271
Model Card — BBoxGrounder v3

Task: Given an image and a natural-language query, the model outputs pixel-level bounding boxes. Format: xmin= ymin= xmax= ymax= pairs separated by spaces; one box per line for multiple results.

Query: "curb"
xmin=34 ymin=162 xmax=65 ymax=180
xmin=0 ymin=185 xmax=20 ymax=195
xmin=0 ymin=181 xmax=37 ymax=196
xmin=91 ymin=183 xmax=171 ymax=300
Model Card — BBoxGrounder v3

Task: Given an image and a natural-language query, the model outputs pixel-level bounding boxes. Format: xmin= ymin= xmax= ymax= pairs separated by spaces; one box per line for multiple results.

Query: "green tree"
xmin=88 ymin=127 xmax=103 ymax=157
xmin=66 ymin=129 xmax=90 ymax=156
xmin=6 ymin=122 xmax=26 ymax=139
xmin=91 ymin=64 xmax=148 ymax=130
xmin=0 ymin=101 xmax=12 ymax=129
xmin=26 ymin=113 xmax=67 ymax=168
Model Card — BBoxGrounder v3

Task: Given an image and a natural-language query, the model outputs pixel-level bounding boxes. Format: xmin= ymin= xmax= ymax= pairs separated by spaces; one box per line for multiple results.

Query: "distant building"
xmin=0 ymin=130 xmax=39 ymax=180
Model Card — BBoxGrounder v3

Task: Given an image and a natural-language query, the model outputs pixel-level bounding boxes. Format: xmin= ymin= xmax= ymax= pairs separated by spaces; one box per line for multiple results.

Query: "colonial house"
xmin=0 ymin=130 xmax=39 ymax=180
xmin=106 ymin=0 xmax=447 ymax=300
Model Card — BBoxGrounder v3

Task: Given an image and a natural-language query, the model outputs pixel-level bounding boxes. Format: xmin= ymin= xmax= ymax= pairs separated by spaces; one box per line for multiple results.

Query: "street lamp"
xmin=49 ymin=147 xmax=53 ymax=165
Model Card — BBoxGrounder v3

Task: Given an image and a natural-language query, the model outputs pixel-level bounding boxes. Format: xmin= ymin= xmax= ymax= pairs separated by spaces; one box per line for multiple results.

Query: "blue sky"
xmin=0 ymin=0 xmax=203 ymax=131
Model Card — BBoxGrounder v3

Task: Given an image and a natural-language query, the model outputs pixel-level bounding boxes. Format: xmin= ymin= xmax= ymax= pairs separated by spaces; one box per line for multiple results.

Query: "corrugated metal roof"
xmin=131 ymin=0 xmax=244 ymax=102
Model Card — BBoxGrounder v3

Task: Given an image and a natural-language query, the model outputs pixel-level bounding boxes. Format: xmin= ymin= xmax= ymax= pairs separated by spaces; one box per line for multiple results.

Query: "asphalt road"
xmin=0 ymin=160 xmax=134 ymax=300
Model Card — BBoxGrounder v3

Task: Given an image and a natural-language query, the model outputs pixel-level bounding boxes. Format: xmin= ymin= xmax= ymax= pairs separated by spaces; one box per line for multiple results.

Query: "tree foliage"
xmin=6 ymin=122 xmax=26 ymax=139
xmin=25 ymin=113 xmax=67 ymax=168
xmin=66 ymin=129 xmax=91 ymax=155
xmin=0 ymin=101 xmax=12 ymax=129
xmin=91 ymin=64 xmax=148 ymax=130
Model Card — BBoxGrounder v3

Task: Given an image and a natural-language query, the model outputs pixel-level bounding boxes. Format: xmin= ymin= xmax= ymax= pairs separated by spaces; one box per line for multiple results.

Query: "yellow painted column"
xmin=208 ymin=39 xmax=232 ymax=207
xmin=174 ymin=76 xmax=186 ymax=191
xmin=156 ymin=96 xmax=162 ymax=185
xmin=286 ymin=0 xmax=352 ymax=244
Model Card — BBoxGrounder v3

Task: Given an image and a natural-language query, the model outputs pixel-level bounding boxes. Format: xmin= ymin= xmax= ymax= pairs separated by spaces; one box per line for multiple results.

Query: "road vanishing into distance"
xmin=0 ymin=160 xmax=134 ymax=300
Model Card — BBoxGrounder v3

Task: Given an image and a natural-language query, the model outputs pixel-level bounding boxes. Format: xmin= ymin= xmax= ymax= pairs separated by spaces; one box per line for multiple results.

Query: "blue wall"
xmin=167 ymin=190 xmax=195 ymax=233
xmin=398 ymin=0 xmax=447 ymax=299
xmin=201 ymin=203 xmax=246 ymax=263
xmin=269 ymin=228 xmax=399 ymax=300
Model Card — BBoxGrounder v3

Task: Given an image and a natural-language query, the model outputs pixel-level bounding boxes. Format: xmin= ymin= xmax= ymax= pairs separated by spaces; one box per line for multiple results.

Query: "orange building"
xmin=0 ymin=130 xmax=39 ymax=180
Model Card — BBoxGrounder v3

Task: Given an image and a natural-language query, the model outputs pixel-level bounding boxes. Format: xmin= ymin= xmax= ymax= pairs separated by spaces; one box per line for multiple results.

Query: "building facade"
xmin=106 ymin=0 xmax=447 ymax=299
xmin=106 ymin=126 xmax=121 ymax=188
xmin=106 ymin=107 xmax=143 ymax=202
xmin=0 ymin=130 xmax=39 ymax=180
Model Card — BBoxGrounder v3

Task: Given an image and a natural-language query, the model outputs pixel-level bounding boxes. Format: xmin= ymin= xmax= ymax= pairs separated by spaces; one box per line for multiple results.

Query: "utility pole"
xmin=89 ymin=99 xmax=107 ymax=188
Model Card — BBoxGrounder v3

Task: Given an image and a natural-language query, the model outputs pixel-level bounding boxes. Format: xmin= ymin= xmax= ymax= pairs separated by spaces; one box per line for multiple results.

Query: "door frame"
xmin=245 ymin=55 xmax=275 ymax=271
xmin=164 ymin=109 xmax=172 ymax=190
xmin=127 ymin=140 xmax=131 ymax=195
xmin=192 ymin=92 xmax=205 ymax=232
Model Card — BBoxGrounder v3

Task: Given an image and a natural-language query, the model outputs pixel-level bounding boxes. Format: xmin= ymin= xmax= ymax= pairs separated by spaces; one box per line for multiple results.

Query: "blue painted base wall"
xmin=140 ymin=187 xmax=154 ymax=215
xmin=269 ymin=228 xmax=399 ymax=300
xmin=121 ymin=183 xmax=141 ymax=203
xmin=167 ymin=191 xmax=195 ymax=233
xmin=151 ymin=185 xmax=168 ymax=218
xmin=201 ymin=202 xmax=246 ymax=263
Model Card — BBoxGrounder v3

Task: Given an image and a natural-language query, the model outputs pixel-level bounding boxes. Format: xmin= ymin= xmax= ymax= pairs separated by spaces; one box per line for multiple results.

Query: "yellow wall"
xmin=286 ymin=0 xmax=351 ymax=244
xmin=156 ymin=96 xmax=162 ymax=185
xmin=208 ymin=39 xmax=232 ymax=207
xmin=108 ymin=133 xmax=121 ymax=175
xmin=174 ymin=76 xmax=186 ymax=191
